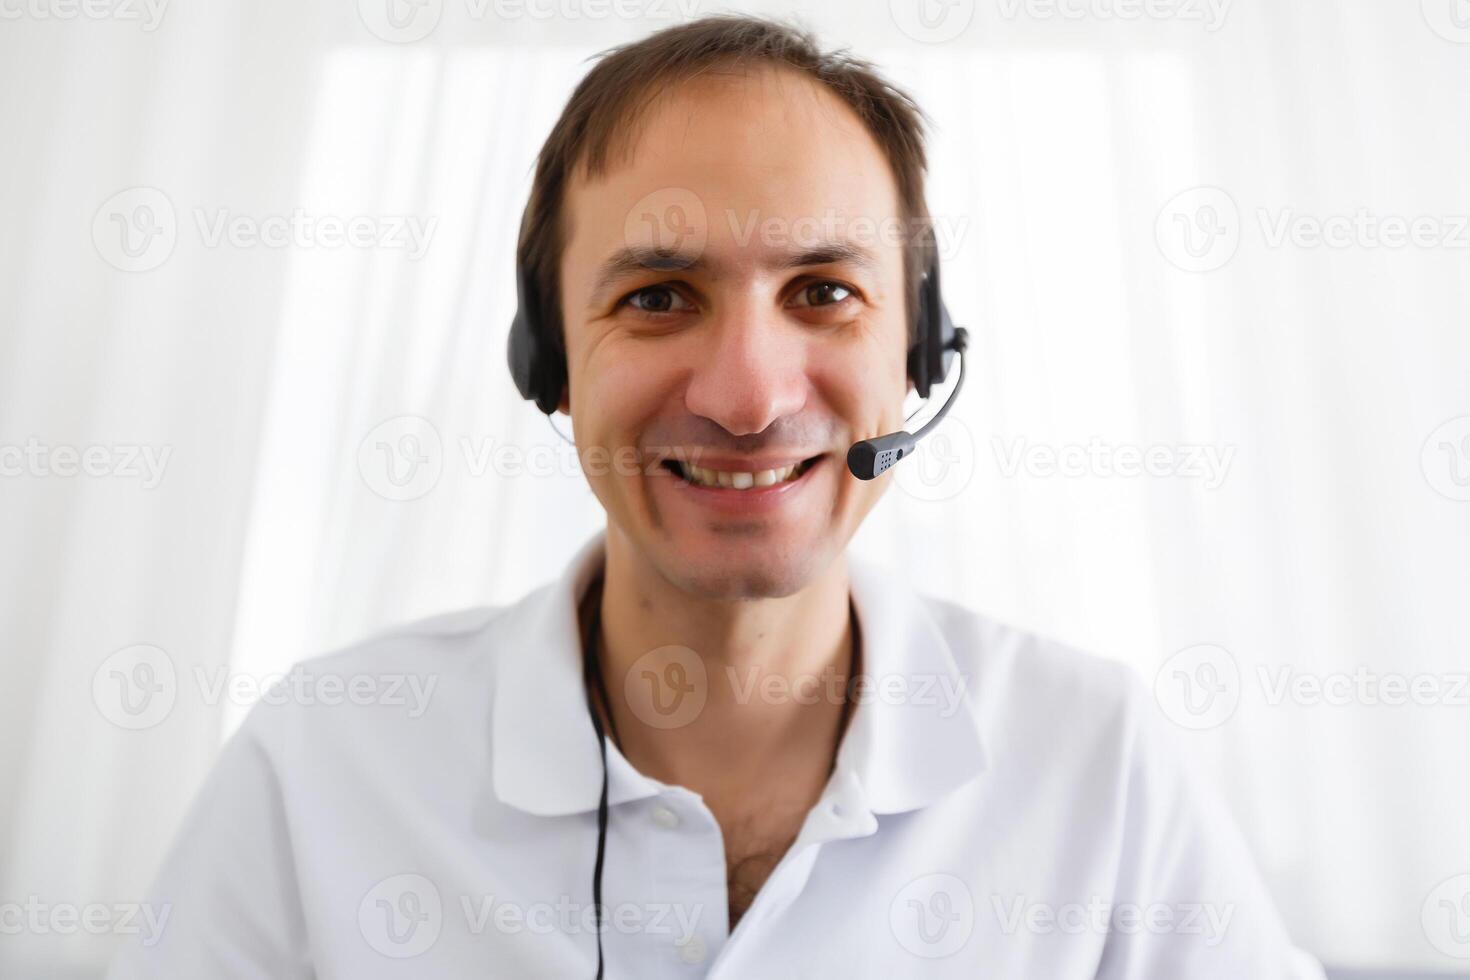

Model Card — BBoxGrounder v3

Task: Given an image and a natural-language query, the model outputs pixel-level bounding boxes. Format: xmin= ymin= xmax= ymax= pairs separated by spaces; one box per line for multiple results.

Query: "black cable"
xmin=581 ymin=576 xmax=612 ymax=980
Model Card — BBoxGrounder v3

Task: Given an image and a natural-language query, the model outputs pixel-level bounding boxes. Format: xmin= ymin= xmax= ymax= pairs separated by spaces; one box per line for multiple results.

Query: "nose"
xmin=683 ymin=297 xmax=808 ymax=437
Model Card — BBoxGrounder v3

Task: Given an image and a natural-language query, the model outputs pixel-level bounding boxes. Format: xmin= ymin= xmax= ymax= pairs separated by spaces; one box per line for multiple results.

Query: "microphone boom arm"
xmin=846 ymin=327 xmax=969 ymax=481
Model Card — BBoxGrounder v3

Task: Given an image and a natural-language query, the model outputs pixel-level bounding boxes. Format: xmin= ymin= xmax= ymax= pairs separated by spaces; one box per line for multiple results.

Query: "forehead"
xmin=560 ymin=65 xmax=904 ymax=285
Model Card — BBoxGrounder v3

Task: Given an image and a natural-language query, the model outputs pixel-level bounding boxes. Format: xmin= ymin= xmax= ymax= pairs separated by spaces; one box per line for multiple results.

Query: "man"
xmin=110 ymin=15 xmax=1324 ymax=979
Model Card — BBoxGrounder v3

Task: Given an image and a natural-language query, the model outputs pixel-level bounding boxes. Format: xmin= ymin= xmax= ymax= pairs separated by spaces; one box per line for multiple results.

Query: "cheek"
xmin=569 ymin=337 xmax=677 ymax=444
xmin=812 ymin=330 xmax=910 ymax=432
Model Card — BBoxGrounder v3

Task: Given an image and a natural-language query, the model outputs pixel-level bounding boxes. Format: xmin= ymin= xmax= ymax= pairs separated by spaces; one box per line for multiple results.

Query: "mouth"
xmin=659 ymin=454 xmax=825 ymax=491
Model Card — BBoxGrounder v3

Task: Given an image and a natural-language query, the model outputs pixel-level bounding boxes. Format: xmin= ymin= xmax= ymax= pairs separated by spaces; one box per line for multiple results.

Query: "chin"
xmin=653 ymin=532 xmax=836 ymax=600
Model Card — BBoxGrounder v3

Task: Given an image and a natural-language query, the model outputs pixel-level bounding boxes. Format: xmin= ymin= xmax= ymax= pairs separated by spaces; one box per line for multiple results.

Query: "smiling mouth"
xmin=661 ymin=455 xmax=824 ymax=490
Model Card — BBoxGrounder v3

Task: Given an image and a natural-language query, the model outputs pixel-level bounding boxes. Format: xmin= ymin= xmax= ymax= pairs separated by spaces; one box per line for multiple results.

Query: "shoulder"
xmin=288 ymin=572 xmax=569 ymax=677
xmin=233 ymin=585 xmax=555 ymax=756
xmin=296 ymin=604 xmax=506 ymax=675
xmin=918 ymin=594 xmax=1155 ymax=775
xmin=923 ymin=594 xmax=1144 ymax=720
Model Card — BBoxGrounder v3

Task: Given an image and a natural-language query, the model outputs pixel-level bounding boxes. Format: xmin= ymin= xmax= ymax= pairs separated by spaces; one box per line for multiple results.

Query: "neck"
xmin=592 ymin=525 xmax=857 ymax=795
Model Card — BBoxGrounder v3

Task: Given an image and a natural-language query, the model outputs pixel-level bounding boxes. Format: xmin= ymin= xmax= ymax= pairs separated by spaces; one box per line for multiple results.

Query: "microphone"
xmin=846 ymin=327 xmax=969 ymax=480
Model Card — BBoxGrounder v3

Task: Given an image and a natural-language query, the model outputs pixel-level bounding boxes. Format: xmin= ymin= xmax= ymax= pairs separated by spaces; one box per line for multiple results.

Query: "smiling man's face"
xmin=558 ymin=64 xmax=912 ymax=599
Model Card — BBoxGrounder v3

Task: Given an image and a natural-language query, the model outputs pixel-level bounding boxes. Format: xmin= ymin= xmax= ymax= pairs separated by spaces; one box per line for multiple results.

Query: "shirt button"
xmin=676 ymin=934 xmax=707 ymax=964
xmin=651 ymin=803 xmax=680 ymax=829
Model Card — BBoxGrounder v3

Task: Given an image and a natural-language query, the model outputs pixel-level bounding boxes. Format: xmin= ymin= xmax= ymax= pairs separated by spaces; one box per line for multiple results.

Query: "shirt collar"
xmin=485 ymin=531 xmax=988 ymax=821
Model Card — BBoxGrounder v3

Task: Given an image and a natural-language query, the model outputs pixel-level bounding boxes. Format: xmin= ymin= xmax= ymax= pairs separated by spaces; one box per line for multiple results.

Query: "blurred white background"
xmin=2 ymin=0 xmax=1469 ymax=976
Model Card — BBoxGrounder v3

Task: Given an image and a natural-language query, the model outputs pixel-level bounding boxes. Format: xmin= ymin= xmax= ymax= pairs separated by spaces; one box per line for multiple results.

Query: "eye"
xmin=620 ymin=284 xmax=693 ymax=315
xmin=790 ymin=281 xmax=854 ymax=308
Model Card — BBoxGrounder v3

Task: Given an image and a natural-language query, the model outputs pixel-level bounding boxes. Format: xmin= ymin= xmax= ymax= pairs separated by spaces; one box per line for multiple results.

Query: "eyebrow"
xmin=587 ymin=239 xmax=882 ymax=307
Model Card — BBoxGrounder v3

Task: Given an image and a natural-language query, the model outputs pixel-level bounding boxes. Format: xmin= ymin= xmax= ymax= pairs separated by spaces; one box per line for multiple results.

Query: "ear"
xmin=557 ymin=386 xmax=571 ymax=416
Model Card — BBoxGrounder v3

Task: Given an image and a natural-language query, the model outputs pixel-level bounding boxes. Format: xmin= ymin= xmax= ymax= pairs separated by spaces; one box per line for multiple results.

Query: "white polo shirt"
xmin=108 ymin=532 xmax=1324 ymax=979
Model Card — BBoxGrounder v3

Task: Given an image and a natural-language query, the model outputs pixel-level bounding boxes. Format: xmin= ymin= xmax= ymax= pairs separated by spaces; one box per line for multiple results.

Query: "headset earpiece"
xmin=507 ymin=261 xmax=566 ymax=414
xmin=907 ymin=252 xmax=958 ymax=399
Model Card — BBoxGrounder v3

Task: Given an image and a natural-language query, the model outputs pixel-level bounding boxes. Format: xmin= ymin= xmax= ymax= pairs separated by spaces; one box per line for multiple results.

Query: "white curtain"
xmin=3 ymin=0 xmax=1467 ymax=975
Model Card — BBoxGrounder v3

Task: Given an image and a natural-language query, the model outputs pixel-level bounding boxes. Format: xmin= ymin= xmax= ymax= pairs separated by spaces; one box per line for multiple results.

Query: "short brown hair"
xmin=517 ymin=15 xmax=935 ymax=368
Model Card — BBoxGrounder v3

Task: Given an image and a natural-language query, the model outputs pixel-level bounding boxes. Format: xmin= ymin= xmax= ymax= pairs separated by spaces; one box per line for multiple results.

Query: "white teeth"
xmin=683 ymin=461 xmax=808 ymax=489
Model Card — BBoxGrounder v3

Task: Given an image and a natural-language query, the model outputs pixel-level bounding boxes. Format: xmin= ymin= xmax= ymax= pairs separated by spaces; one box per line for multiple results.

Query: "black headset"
xmin=505 ymin=202 xmax=969 ymax=481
